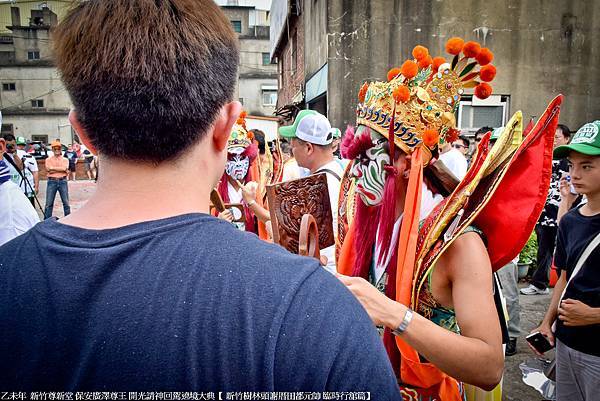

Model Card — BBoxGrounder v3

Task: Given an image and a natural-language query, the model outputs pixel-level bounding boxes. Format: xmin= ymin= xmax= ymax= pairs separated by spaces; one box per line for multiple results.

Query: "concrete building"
xmin=0 ymin=0 xmax=73 ymax=34
xmin=270 ymin=0 xmax=305 ymax=123
xmin=218 ymin=0 xmax=278 ymax=117
xmin=273 ymin=0 xmax=599 ymax=135
xmin=0 ymin=6 xmax=73 ymax=144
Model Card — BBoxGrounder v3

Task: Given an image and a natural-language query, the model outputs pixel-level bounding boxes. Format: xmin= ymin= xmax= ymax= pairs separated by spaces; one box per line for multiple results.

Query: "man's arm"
xmin=33 ymin=171 xmax=39 ymax=192
xmin=339 ymin=232 xmax=504 ymax=391
xmin=528 ymin=270 xmax=567 ymax=355
xmin=558 ymin=298 xmax=600 ymax=326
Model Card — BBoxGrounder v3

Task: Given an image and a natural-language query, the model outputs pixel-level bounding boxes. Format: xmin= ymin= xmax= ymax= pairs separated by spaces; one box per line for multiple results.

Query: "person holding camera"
xmin=0 ymin=136 xmax=39 ymax=246
xmin=15 ymin=136 xmax=39 ymax=206
xmin=44 ymin=141 xmax=70 ymax=219
xmin=530 ymin=121 xmax=600 ymax=401
xmin=2 ymin=133 xmax=24 ymax=181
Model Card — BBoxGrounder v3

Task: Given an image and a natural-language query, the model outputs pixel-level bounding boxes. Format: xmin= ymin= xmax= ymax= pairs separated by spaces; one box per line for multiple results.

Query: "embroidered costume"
xmin=336 ymin=38 xmax=563 ymax=400
xmin=217 ymin=112 xmax=259 ymax=232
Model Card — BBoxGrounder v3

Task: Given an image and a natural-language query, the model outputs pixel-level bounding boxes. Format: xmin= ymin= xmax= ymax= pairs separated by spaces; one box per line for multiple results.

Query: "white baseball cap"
xmin=279 ymin=110 xmax=334 ymax=145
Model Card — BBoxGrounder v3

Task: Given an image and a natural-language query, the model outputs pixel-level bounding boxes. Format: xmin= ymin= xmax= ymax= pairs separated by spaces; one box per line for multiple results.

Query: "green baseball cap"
xmin=279 ymin=109 xmax=317 ymax=138
xmin=554 ymin=120 xmax=600 ymax=159
xmin=330 ymin=127 xmax=341 ymax=139
xmin=279 ymin=109 xmax=334 ymax=145
xmin=16 ymin=136 xmax=26 ymax=145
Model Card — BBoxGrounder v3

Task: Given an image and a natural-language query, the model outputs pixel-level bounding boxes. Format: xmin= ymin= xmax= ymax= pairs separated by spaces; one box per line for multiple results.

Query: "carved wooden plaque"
xmin=267 ymin=173 xmax=334 ymax=254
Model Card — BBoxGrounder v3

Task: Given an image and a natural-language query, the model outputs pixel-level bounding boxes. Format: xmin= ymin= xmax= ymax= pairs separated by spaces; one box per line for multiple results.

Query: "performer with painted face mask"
xmin=336 ymin=38 xmax=563 ymax=400
xmin=216 ymin=112 xmax=260 ymax=233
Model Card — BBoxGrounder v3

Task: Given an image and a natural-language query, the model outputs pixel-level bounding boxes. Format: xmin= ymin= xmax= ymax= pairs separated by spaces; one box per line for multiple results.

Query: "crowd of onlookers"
xmin=0 ymin=133 xmax=100 ymax=236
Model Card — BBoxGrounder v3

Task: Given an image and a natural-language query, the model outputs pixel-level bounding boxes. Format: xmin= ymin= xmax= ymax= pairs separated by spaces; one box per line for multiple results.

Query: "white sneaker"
xmin=520 ymin=284 xmax=549 ymax=295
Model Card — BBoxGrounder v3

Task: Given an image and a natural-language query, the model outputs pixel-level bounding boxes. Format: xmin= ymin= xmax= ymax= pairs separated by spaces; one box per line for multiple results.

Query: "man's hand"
xmin=337 ymin=274 xmax=403 ymax=328
xmin=217 ymin=210 xmax=234 ymax=222
xmin=241 ymin=181 xmax=258 ymax=204
xmin=558 ymin=299 xmax=600 ymax=327
xmin=527 ymin=322 xmax=555 ymax=356
xmin=559 ymin=176 xmax=577 ymax=204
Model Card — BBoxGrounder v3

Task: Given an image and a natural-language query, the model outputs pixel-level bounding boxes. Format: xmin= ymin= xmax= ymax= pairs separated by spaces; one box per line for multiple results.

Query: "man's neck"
xmin=309 ymin=154 xmax=335 ymax=174
xmin=59 ymin=156 xmax=214 ymax=229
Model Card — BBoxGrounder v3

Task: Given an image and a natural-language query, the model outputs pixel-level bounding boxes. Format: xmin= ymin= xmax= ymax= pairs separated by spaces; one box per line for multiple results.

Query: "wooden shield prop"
xmin=266 ymin=173 xmax=335 ymax=254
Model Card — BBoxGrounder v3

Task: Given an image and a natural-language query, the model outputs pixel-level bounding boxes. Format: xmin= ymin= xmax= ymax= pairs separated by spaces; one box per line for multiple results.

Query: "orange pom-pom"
xmin=423 ymin=129 xmax=440 ymax=147
xmin=476 ymin=48 xmax=494 ymax=66
xmin=387 ymin=68 xmax=401 ymax=82
xmin=445 ymin=37 xmax=464 ymax=55
xmin=401 ymin=60 xmax=418 ymax=79
xmin=393 ymin=85 xmax=411 ymax=103
xmin=462 ymin=41 xmax=481 ymax=58
xmin=412 ymin=45 xmax=429 ymax=61
xmin=474 ymin=82 xmax=493 ymax=99
xmin=479 ymin=64 xmax=496 ymax=82
xmin=236 ymin=111 xmax=247 ymax=126
xmin=358 ymin=82 xmax=369 ymax=102
xmin=432 ymin=56 xmax=446 ymax=71
xmin=418 ymin=55 xmax=433 ymax=69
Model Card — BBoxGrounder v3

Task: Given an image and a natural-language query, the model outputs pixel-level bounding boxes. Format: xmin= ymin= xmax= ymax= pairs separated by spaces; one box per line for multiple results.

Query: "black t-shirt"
xmin=0 ymin=214 xmax=400 ymax=395
xmin=554 ymin=207 xmax=600 ymax=357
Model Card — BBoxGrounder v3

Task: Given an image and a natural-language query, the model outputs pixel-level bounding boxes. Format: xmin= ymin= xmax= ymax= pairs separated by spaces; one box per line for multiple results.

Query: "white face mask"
xmin=225 ymin=154 xmax=250 ymax=180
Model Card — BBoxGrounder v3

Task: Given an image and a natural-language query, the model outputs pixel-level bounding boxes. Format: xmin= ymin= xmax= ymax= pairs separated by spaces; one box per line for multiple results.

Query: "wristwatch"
xmin=246 ymin=200 xmax=256 ymax=207
xmin=392 ymin=308 xmax=414 ymax=336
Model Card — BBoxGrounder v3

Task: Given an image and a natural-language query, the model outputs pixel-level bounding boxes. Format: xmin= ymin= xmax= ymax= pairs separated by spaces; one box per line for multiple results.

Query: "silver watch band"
xmin=392 ymin=308 xmax=413 ymax=336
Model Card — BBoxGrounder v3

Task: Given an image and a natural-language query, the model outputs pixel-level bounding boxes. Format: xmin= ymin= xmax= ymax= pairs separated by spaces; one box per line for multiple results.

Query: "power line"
xmin=0 ymin=84 xmax=65 ymax=111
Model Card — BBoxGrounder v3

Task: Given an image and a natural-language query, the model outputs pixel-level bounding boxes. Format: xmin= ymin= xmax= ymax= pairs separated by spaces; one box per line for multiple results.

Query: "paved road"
xmin=30 ymin=180 xmax=555 ymax=399
xmin=33 ymin=179 xmax=97 ymax=220
xmin=503 ymin=284 xmax=554 ymax=400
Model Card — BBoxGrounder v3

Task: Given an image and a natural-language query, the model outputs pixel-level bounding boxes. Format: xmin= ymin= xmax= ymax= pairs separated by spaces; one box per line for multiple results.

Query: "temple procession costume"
xmin=216 ymin=112 xmax=260 ymax=233
xmin=335 ymin=38 xmax=563 ymax=400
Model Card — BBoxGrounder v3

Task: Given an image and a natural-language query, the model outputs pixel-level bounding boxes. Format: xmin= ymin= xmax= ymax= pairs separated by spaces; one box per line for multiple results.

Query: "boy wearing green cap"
xmin=530 ymin=120 xmax=600 ymax=401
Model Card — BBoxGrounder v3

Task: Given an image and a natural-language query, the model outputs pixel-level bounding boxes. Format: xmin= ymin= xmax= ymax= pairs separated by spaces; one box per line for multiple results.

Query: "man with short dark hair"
xmin=64 ymin=144 xmax=78 ymax=180
xmin=453 ymin=135 xmax=470 ymax=156
xmin=475 ymin=126 xmax=494 ymax=144
xmin=0 ymin=1 xmax=400 ymax=395
xmin=530 ymin=121 xmax=600 ymax=400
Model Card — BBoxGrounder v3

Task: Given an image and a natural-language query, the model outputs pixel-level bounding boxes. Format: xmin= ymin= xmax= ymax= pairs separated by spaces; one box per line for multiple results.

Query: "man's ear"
xmin=0 ymin=138 xmax=5 ymax=154
xmin=68 ymin=110 xmax=98 ymax=155
xmin=212 ymin=101 xmax=242 ymax=152
xmin=306 ymin=141 xmax=314 ymax=156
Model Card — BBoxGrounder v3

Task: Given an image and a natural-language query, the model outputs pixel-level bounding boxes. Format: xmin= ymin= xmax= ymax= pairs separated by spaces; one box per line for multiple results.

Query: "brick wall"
xmin=275 ymin=13 xmax=305 ymax=121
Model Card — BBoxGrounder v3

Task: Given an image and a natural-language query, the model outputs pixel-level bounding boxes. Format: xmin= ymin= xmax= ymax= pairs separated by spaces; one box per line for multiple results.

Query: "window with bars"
xmin=262 ymin=90 xmax=277 ymax=106
xmin=262 ymin=53 xmax=271 ymax=65
xmin=231 ymin=20 xmax=242 ymax=33
xmin=27 ymin=51 xmax=40 ymax=60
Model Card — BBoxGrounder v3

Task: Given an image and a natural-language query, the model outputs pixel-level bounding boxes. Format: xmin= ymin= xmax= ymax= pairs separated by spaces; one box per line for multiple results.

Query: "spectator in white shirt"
xmin=0 ymin=137 xmax=39 ymax=246
xmin=16 ymin=137 xmax=39 ymax=206
xmin=279 ymin=110 xmax=344 ymax=272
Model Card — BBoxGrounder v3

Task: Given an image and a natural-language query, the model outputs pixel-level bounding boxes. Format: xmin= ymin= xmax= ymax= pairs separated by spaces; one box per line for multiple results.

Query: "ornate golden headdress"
xmin=356 ymin=38 xmax=496 ymax=164
xmin=228 ymin=111 xmax=254 ymax=153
